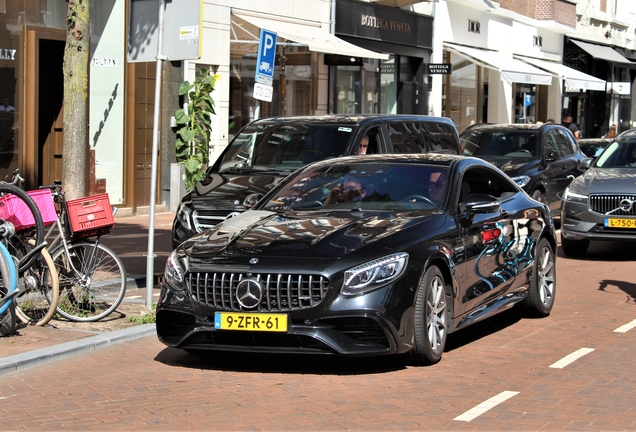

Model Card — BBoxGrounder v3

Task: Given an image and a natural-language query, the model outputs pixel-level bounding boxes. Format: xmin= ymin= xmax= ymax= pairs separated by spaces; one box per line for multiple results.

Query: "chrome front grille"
xmin=187 ymin=272 xmax=329 ymax=312
xmin=193 ymin=210 xmax=240 ymax=233
xmin=590 ymin=194 xmax=636 ymax=216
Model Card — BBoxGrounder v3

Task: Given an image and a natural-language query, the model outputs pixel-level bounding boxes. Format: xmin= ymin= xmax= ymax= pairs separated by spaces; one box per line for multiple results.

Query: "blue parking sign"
xmin=255 ymin=29 xmax=277 ymax=82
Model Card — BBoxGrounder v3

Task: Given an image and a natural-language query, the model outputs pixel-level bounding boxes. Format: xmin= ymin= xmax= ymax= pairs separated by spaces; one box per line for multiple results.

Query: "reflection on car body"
xmin=157 ymin=154 xmax=557 ymax=365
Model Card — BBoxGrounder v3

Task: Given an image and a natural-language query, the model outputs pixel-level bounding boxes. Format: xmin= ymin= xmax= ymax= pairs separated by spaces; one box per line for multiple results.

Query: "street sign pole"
xmin=146 ymin=0 xmax=167 ymax=310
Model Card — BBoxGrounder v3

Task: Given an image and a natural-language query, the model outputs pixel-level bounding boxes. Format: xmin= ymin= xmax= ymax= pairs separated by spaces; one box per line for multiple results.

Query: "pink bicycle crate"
xmin=0 ymin=189 xmax=57 ymax=231
xmin=66 ymin=193 xmax=114 ymax=237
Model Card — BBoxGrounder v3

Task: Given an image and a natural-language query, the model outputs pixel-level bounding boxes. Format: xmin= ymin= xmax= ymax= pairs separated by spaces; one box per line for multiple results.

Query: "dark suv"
xmin=460 ymin=123 xmax=587 ymax=217
xmin=172 ymin=114 xmax=461 ymax=247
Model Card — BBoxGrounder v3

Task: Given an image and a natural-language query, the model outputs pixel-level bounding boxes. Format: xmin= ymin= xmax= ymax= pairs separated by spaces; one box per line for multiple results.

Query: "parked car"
xmin=157 ymin=154 xmax=557 ymax=365
xmin=577 ymin=137 xmax=612 ymax=158
xmin=459 ymin=123 xmax=587 ymax=217
xmin=171 ymin=114 xmax=461 ymax=248
xmin=561 ymin=129 xmax=636 ymax=257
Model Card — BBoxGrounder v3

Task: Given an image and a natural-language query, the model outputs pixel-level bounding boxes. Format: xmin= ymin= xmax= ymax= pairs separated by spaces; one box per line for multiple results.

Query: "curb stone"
xmin=0 ymin=324 xmax=157 ymax=376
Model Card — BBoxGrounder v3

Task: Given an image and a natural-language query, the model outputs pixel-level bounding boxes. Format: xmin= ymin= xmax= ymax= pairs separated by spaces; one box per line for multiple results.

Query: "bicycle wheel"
xmin=13 ymin=240 xmax=59 ymax=326
xmin=0 ymin=241 xmax=17 ymax=336
xmin=0 ymin=183 xmax=45 ymax=273
xmin=51 ymin=241 xmax=127 ymax=322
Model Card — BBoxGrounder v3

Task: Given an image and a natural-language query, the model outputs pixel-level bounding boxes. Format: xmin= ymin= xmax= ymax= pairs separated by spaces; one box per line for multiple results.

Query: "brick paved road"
xmin=1 ymin=240 xmax=636 ymax=430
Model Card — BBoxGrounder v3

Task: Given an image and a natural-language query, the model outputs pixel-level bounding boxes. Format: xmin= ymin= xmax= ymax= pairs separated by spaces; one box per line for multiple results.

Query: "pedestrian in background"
xmin=602 ymin=124 xmax=617 ymax=139
xmin=562 ymin=115 xmax=580 ymax=139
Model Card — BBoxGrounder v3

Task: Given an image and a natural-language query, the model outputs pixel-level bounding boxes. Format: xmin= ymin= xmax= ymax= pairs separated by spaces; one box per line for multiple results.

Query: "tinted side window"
xmin=555 ymin=129 xmax=577 ymax=156
xmin=458 ymin=167 xmax=518 ymax=211
xmin=388 ymin=121 xmax=459 ymax=154
xmin=388 ymin=123 xmax=417 ymax=153
xmin=543 ymin=129 xmax=562 ymax=160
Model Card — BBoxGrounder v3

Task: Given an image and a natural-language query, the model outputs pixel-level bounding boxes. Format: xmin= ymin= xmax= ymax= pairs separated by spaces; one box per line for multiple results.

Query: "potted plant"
xmin=174 ymin=68 xmax=219 ymax=190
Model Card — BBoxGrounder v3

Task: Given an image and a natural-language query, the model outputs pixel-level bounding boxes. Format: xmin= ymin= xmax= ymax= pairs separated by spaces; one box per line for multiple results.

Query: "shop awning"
xmin=515 ymin=56 xmax=606 ymax=91
xmin=445 ymin=43 xmax=553 ymax=85
xmin=571 ymin=40 xmax=632 ymax=64
xmin=232 ymin=11 xmax=389 ymax=60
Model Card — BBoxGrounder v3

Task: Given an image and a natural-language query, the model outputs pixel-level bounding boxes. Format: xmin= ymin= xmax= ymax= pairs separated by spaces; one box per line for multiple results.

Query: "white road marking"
xmin=454 ymin=391 xmax=519 ymax=422
xmin=127 ymin=295 xmax=142 ymax=299
xmin=549 ymin=347 xmax=595 ymax=369
xmin=614 ymin=319 xmax=636 ymax=333
xmin=153 ymin=293 xmax=160 ymax=296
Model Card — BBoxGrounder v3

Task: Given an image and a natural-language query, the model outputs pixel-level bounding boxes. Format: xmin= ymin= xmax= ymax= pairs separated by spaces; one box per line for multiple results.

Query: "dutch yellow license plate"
xmin=214 ymin=312 xmax=288 ymax=332
xmin=605 ymin=218 xmax=636 ymax=228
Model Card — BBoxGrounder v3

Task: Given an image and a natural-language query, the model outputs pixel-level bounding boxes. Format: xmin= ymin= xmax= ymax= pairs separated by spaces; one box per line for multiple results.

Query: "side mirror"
xmin=579 ymin=157 xmax=593 ymax=170
xmin=465 ymin=193 xmax=501 ymax=214
xmin=243 ymin=193 xmax=263 ymax=209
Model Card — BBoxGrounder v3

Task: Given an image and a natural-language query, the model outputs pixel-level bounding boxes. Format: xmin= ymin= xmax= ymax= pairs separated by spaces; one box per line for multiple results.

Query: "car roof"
xmin=460 ymin=123 xmax=562 ymax=134
xmin=248 ymin=114 xmax=456 ymax=128
xmin=617 ymin=129 xmax=636 ymax=140
xmin=305 ymin=153 xmax=479 ymax=168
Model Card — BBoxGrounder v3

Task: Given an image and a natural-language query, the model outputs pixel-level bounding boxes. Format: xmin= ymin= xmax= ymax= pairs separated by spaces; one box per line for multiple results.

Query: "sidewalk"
xmin=0 ymin=211 xmax=176 ymax=375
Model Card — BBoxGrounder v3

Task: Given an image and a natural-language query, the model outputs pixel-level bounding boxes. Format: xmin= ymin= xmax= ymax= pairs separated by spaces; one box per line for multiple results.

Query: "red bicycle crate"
xmin=66 ymin=193 xmax=114 ymax=237
xmin=0 ymin=189 xmax=57 ymax=231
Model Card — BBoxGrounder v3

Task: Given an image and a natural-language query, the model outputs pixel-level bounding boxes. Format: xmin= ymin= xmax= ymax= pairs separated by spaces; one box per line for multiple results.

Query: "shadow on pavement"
xmin=154 ymin=347 xmax=408 ymax=375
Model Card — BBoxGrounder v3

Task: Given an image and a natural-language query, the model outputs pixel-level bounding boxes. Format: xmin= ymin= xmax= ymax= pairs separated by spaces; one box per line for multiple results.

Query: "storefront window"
xmin=380 ymin=58 xmax=397 ymax=114
xmin=335 ymin=65 xmax=360 ymax=114
xmin=514 ymin=84 xmax=536 ymax=124
xmin=448 ymin=52 xmax=477 ymax=133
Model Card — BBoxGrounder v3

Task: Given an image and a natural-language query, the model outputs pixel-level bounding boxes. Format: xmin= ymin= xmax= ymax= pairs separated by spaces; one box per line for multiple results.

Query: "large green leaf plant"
xmin=175 ymin=68 xmax=219 ymax=190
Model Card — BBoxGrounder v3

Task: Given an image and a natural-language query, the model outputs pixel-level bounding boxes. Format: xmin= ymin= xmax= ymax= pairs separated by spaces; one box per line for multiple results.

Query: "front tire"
xmin=526 ymin=238 xmax=556 ymax=316
xmin=409 ymin=265 xmax=448 ymax=365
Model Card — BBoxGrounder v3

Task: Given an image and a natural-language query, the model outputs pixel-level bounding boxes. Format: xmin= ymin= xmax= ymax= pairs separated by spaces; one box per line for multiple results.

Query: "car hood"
xmin=184 ymin=209 xmax=442 ymax=260
xmin=474 ymin=156 xmax=538 ymax=176
xmin=189 ymin=172 xmax=289 ymax=210
xmin=571 ymin=167 xmax=636 ymax=194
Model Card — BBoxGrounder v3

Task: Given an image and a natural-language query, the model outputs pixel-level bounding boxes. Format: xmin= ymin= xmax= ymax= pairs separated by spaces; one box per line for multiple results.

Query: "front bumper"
xmin=155 ymin=280 xmax=416 ymax=357
xmin=561 ymin=200 xmax=636 ymax=242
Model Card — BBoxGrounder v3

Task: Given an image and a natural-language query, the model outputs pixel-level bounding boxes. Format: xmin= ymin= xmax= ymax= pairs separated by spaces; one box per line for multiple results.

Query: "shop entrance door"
xmin=23 ymin=27 xmax=65 ymax=189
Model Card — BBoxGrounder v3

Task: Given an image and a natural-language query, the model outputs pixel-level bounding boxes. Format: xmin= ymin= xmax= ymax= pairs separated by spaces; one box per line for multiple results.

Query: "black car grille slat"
xmin=187 ymin=272 xmax=328 ymax=312
xmin=193 ymin=210 xmax=240 ymax=232
xmin=590 ymin=194 xmax=636 ymax=216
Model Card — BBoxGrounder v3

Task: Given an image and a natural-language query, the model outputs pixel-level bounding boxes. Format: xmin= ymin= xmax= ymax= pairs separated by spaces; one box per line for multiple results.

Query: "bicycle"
xmin=0 ymin=173 xmax=59 ymax=326
xmin=0 ymin=231 xmax=18 ymax=336
xmin=42 ymin=183 xmax=127 ymax=322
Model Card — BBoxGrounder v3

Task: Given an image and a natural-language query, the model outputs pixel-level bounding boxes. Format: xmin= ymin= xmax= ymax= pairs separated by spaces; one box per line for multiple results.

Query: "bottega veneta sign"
xmin=361 ymin=15 xmax=411 ymax=34
xmin=427 ymin=63 xmax=452 ymax=74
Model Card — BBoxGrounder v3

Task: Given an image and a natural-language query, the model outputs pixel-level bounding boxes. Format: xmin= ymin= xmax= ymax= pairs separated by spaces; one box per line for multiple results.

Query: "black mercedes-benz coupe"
xmin=157 ymin=154 xmax=557 ymax=365
xmin=561 ymin=129 xmax=636 ymax=256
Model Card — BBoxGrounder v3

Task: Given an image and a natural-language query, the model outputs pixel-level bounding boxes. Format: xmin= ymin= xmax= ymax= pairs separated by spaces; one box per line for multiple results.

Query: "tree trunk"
xmin=62 ymin=0 xmax=90 ymax=200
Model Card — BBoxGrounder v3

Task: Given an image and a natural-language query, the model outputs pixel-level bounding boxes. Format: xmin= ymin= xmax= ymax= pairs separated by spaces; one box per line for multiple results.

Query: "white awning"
xmin=232 ymin=11 xmax=389 ymax=60
xmin=571 ymin=40 xmax=631 ymax=64
xmin=515 ymin=56 xmax=606 ymax=91
xmin=445 ymin=43 xmax=553 ymax=85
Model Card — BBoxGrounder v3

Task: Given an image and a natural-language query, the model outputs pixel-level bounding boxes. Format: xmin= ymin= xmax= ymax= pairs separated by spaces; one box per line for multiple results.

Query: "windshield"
xmin=261 ymin=162 xmax=449 ymax=212
xmin=596 ymin=140 xmax=636 ymax=168
xmin=461 ymin=130 xmax=538 ymax=158
xmin=218 ymin=123 xmax=357 ymax=173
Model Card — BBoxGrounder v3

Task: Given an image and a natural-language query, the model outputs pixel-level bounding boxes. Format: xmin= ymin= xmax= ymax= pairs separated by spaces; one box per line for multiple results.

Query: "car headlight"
xmin=511 ymin=175 xmax=531 ymax=188
xmin=176 ymin=203 xmax=192 ymax=231
xmin=563 ymin=187 xmax=588 ymax=203
xmin=164 ymin=251 xmax=186 ymax=293
xmin=341 ymin=252 xmax=408 ymax=296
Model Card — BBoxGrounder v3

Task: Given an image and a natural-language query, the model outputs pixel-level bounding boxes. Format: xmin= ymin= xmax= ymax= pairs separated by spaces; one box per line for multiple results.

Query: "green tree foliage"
xmin=62 ymin=0 xmax=90 ymax=200
xmin=175 ymin=68 xmax=218 ymax=190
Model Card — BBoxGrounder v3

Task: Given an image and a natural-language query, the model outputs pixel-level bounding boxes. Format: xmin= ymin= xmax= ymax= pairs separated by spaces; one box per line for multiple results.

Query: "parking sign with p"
xmin=255 ymin=29 xmax=277 ymax=85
